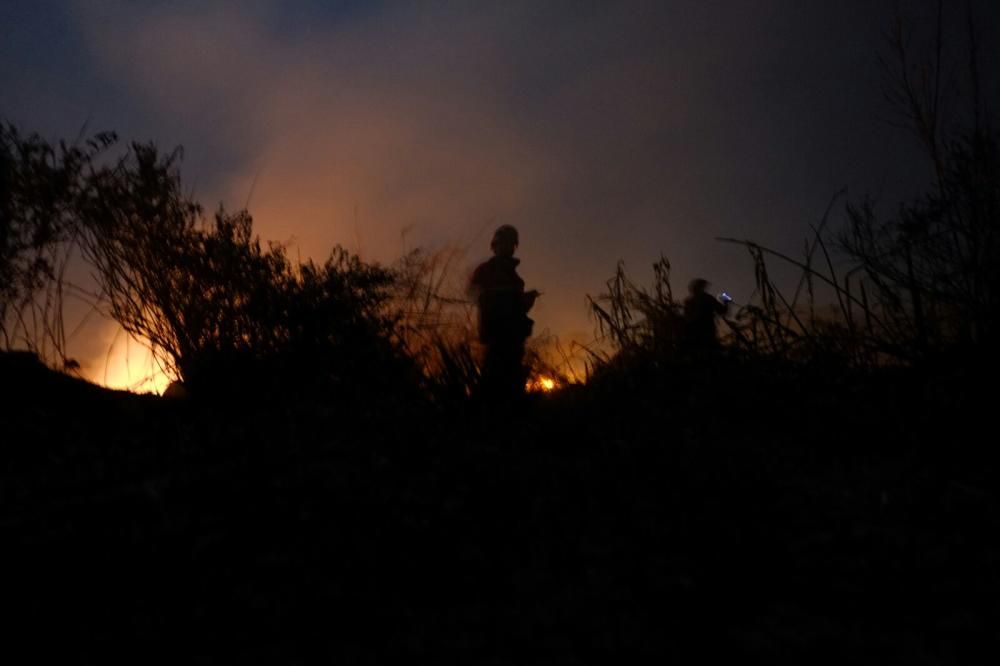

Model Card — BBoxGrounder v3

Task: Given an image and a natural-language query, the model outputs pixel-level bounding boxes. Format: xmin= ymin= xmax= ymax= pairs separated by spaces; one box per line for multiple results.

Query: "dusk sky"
xmin=4 ymin=1 xmax=998 ymax=388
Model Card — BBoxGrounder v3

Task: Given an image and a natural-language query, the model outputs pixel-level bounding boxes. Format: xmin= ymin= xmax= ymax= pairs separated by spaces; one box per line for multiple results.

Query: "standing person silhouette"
xmin=682 ymin=278 xmax=730 ymax=355
xmin=469 ymin=225 xmax=539 ymax=399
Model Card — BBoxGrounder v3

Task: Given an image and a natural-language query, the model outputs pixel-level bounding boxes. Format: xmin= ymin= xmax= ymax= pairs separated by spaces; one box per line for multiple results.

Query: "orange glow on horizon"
xmin=89 ymin=330 xmax=173 ymax=395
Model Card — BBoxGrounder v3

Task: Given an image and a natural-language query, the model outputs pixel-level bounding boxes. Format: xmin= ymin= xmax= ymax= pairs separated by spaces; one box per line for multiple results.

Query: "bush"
xmin=0 ymin=123 xmax=115 ymax=362
xmin=77 ymin=142 xmax=413 ymax=399
xmin=838 ymin=5 xmax=1000 ymax=362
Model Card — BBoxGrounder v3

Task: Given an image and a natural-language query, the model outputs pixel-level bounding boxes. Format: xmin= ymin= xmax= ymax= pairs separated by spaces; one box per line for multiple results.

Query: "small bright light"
xmin=526 ymin=375 xmax=559 ymax=393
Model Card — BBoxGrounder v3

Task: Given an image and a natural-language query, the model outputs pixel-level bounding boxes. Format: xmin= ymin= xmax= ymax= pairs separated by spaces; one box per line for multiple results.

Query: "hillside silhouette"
xmin=2 ymin=337 xmax=996 ymax=663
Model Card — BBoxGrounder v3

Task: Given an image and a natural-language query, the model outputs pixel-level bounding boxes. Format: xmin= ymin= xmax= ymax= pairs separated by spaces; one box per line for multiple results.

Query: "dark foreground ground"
xmin=1 ymin=351 xmax=998 ymax=663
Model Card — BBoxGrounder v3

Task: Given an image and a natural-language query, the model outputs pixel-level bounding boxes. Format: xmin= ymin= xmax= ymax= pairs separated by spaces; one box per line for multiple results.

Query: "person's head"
xmin=688 ymin=278 xmax=709 ymax=295
xmin=491 ymin=225 xmax=519 ymax=258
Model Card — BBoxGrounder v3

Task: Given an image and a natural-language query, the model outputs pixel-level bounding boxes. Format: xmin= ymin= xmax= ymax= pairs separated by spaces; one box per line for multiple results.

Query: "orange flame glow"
xmin=526 ymin=375 xmax=559 ymax=393
xmin=89 ymin=329 xmax=173 ymax=395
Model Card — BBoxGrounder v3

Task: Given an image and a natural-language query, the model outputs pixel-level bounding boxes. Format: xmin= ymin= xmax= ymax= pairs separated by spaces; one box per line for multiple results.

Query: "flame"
xmin=526 ymin=375 xmax=559 ymax=393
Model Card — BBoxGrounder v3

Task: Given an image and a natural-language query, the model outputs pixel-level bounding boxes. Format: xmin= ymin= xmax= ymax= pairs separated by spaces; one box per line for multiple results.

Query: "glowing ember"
xmin=526 ymin=375 xmax=558 ymax=393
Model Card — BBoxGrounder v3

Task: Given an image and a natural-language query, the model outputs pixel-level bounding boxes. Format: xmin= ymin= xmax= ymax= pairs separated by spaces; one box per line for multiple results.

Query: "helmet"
xmin=491 ymin=224 xmax=519 ymax=248
xmin=688 ymin=278 xmax=709 ymax=294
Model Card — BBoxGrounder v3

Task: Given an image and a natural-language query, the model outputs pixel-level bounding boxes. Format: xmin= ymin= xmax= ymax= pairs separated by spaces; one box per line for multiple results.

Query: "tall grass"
xmin=392 ymin=245 xmax=482 ymax=400
xmin=586 ymin=256 xmax=684 ymax=375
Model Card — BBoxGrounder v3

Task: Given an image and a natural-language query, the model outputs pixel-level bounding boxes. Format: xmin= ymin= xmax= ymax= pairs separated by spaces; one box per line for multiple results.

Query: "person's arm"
xmin=524 ymin=289 xmax=540 ymax=312
xmin=468 ymin=265 xmax=485 ymax=301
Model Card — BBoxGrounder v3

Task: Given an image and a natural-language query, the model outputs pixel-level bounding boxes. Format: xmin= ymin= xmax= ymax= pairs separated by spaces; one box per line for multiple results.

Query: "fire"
xmin=526 ymin=375 xmax=559 ymax=393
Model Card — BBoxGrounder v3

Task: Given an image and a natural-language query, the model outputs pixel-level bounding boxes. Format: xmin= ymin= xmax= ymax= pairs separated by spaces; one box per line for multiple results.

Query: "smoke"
xmin=59 ymin=0 xmax=944 ymax=372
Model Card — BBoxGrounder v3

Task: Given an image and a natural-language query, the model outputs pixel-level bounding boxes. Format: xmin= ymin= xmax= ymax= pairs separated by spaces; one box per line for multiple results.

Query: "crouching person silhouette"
xmin=470 ymin=225 xmax=539 ymax=400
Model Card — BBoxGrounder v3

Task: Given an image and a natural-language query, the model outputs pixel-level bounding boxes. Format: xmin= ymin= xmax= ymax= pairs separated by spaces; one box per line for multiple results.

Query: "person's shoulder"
xmin=470 ymin=258 xmax=495 ymax=287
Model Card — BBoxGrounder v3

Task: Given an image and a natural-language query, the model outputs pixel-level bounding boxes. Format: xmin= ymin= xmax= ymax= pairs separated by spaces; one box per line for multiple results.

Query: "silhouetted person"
xmin=682 ymin=278 xmax=729 ymax=354
xmin=469 ymin=225 xmax=539 ymax=399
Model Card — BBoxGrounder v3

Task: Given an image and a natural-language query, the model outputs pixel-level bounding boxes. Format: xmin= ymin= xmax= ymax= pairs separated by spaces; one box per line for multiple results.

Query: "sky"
xmin=3 ymin=0 xmax=999 ymax=389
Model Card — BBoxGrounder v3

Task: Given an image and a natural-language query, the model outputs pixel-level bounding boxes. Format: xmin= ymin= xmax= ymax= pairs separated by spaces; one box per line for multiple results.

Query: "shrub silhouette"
xmin=838 ymin=7 xmax=1000 ymax=361
xmin=77 ymin=143 xmax=411 ymax=399
xmin=1 ymin=128 xmax=489 ymax=400
xmin=0 ymin=123 xmax=115 ymax=363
